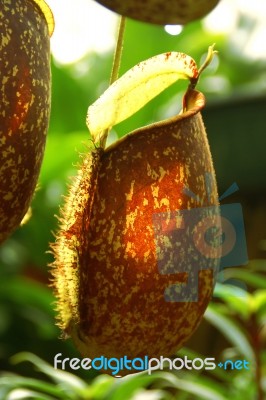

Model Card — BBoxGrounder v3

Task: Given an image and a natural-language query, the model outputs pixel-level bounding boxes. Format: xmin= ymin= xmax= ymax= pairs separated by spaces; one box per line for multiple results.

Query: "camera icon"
xmin=152 ymin=181 xmax=248 ymax=302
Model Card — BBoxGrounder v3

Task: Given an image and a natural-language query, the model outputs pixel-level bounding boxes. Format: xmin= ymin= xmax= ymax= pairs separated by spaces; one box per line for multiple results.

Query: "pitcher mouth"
xmin=105 ymin=88 xmax=206 ymax=154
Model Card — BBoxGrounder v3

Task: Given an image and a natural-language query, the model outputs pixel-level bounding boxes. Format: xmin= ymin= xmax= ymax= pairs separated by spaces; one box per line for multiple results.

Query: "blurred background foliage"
xmin=0 ymin=0 xmax=266 ymax=398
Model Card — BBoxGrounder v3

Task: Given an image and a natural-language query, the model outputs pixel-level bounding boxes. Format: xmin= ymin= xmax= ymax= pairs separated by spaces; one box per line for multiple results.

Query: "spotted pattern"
xmin=95 ymin=0 xmax=220 ymax=25
xmin=52 ymin=90 xmax=220 ymax=368
xmin=0 ymin=0 xmax=51 ymax=243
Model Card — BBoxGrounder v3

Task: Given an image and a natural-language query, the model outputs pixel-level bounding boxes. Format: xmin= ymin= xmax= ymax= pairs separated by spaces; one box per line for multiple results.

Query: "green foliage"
xmin=1 ymin=263 xmax=265 ymax=399
xmin=0 ymin=7 xmax=266 ymax=400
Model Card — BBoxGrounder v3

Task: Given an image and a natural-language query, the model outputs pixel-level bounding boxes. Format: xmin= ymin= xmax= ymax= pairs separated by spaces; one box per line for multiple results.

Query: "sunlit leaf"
xmin=253 ymin=291 xmax=266 ymax=310
xmin=86 ymin=51 xmax=198 ymax=143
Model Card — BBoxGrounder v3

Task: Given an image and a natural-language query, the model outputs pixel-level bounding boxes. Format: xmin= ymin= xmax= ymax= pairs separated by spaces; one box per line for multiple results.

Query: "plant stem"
xmin=197 ymin=43 xmax=218 ymax=77
xmin=100 ymin=16 xmax=126 ymax=149
xmin=109 ymin=16 xmax=126 ymax=85
xmin=189 ymin=43 xmax=218 ymax=90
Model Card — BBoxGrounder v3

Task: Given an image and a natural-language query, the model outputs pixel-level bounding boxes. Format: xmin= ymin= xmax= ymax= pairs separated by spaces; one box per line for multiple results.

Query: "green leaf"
xmin=213 ymin=283 xmax=252 ymax=320
xmin=253 ymin=290 xmax=266 ymax=310
xmin=223 ymin=268 xmax=266 ymax=290
xmin=11 ymin=353 xmax=87 ymax=393
xmin=107 ymin=373 xmax=159 ymax=400
xmin=157 ymin=373 xmax=227 ymax=400
xmin=107 ymin=370 xmax=227 ymax=400
xmin=86 ymin=374 xmax=115 ymax=399
xmin=106 ymin=371 xmax=183 ymax=400
xmin=0 ymin=376 xmax=65 ymax=399
xmin=131 ymin=388 xmax=172 ymax=400
xmin=248 ymin=259 xmax=266 ymax=273
xmin=205 ymin=303 xmax=255 ymax=362
xmin=86 ymin=51 xmax=198 ymax=143
xmin=5 ymin=388 xmax=55 ymax=400
xmin=177 ymin=347 xmax=230 ymax=382
xmin=0 ymin=279 xmax=54 ymax=314
xmin=253 ymin=290 xmax=266 ymax=324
